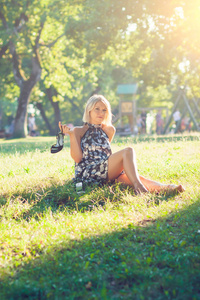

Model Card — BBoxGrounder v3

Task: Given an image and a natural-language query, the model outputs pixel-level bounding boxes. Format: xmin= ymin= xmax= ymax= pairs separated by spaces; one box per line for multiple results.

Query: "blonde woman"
xmin=59 ymin=95 xmax=184 ymax=194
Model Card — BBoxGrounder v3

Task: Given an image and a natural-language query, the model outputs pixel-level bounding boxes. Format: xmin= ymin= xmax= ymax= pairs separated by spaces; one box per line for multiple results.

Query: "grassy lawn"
xmin=0 ymin=134 xmax=200 ymax=300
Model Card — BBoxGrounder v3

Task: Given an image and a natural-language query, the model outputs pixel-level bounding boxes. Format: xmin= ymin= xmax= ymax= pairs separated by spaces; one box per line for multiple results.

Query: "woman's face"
xmin=89 ymin=101 xmax=107 ymax=124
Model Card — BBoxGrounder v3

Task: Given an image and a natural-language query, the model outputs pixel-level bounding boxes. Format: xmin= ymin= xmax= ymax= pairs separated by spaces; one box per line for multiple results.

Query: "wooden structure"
xmin=163 ymin=87 xmax=200 ymax=134
xmin=117 ymin=84 xmax=138 ymax=133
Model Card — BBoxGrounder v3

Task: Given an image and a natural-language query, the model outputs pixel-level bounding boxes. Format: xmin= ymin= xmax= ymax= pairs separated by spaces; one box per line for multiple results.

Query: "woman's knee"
xmin=123 ymin=147 xmax=135 ymax=159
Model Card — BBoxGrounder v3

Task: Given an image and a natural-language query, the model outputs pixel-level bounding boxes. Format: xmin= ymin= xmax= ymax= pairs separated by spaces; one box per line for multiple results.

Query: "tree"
xmin=0 ymin=2 xmax=42 ymax=137
xmin=1 ymin=0 xmax=199 ymax=138
xmin=0 ymin=0 xmax=81 ymax=137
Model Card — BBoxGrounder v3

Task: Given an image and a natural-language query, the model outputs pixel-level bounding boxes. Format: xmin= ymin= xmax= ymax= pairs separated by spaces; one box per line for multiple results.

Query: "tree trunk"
xmin=13 ymin=70 xmax=41 ymax=138
xmin=13 ymin=81 xmax=31 ymax=138
xmin=36 ymin=102 xmax=56 ymax=136
xmin=8 ymin=17 xmax=44 ymax=138
xmin=46 ymin=86 xmax=61 ymax=133
xmin=51 ymin=101 xmax=61 ymax=132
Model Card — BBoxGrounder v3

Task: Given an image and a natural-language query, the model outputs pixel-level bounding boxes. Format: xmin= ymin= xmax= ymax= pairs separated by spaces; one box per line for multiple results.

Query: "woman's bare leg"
xmin=115 ymin=173 xmax=185 ymax=194
xmin=107 ymin=147 xmax=185 ymax=194
xmin=139 ymin=175 xmax=185 ymax=193
xmin=107 ymin=147 xmax=148 ymax=194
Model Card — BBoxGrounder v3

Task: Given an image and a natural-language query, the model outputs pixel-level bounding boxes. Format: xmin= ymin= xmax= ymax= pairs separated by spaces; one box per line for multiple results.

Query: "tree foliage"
xmin=0 ymin=0 xmax=200 ymax=136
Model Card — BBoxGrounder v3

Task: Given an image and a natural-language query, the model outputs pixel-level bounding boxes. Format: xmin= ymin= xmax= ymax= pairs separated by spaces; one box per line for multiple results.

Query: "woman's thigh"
xmin=107 ymin=150 xmax=125 ymax=181
xmin=115 ymin=173 xmax=131 ymax=185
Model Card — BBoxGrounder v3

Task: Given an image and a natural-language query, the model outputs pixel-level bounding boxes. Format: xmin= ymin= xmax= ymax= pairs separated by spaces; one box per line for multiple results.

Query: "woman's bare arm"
xmin=69 ymin=128 xmax=83 ymax=163
xmin=59 ymin=122 xmax=86 ymax=163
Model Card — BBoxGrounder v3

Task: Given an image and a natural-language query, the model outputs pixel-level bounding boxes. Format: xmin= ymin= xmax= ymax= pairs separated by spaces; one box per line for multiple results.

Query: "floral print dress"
xmin=75 ymin=123 xmax=112 ymax=185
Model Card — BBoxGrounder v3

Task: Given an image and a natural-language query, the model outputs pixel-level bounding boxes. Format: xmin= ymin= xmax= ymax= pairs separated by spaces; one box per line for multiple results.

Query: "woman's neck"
xmin=87 ymin=122 xmax=102 ymax=128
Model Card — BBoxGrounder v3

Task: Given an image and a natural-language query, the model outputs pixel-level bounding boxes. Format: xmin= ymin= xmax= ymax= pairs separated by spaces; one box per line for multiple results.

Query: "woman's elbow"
xmin=75 ymin=157 xmax=82 ymax=164
xmin=72 ymin=154 xmax=83 ymax=164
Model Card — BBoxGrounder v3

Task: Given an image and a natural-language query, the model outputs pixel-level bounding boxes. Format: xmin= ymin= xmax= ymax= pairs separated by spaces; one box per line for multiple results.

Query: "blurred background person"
xmin=28 ymin=113 xmax=36 ymax=136
xmin=140 ymin=109 xmax=147 ymax=134
xmin=156 ymin=109 xmax=164 ymax=135
xmin=173 ymin=109 xmax=181 ymax=133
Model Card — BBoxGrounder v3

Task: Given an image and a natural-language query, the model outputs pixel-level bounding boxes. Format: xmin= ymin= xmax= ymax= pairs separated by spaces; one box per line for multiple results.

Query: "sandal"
xmin=50 ymin=131 xmax=64 ymax=154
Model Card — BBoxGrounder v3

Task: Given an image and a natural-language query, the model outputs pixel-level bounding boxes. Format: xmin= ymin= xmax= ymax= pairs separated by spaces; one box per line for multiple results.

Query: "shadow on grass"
xmin=1 ymin=178 xmax=176 ymax=223
xmin=0 ymin=179 xmax=126 ymax=220
xmin=1 ymin=191 xmax=200 ymax=299
xmin=0 ymin=178 xmax=90 ymax=219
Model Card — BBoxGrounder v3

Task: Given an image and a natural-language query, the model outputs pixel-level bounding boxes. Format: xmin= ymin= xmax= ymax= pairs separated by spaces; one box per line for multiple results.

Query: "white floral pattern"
xmin=75 ymin=123 xmax=112 ymax=185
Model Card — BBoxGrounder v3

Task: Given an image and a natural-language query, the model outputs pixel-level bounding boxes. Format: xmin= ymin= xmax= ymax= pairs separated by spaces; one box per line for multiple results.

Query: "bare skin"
xmin=107 ymin=147 xmax=185 ymax=194
xmin=59 ymin=100 xmax=185 ymax=195
xmin=107 ymin=147 xmax=148 ymax=194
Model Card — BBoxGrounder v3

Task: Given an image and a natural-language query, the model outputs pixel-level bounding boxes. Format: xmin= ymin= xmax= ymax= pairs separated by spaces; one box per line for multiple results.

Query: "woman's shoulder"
xmin=102 ymin=124 xmax=116 ymax=141
xmin=102 ymin=124 xmax=115 ymax=133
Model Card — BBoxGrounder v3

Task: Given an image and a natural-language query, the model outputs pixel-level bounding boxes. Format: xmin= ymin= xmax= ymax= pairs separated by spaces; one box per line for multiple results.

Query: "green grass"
xmin=0 ymin=134 xmax=200 ymax=300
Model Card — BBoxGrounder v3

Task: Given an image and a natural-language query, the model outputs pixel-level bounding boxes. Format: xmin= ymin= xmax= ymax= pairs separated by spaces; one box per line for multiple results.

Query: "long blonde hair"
xmin=82 ymin=95 xmax=112 ymax=126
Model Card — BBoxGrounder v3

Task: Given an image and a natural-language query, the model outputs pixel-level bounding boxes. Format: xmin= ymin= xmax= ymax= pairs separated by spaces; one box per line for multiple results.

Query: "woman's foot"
xmin=167 ymin=184 xmax=185 ymax=193
xmin=158 ymin=184 xmax=185 ymax=194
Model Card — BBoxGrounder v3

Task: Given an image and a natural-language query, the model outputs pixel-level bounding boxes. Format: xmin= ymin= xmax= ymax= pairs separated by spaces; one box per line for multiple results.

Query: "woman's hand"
xmin=59 ymin=121 xmax=73 ymax=136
